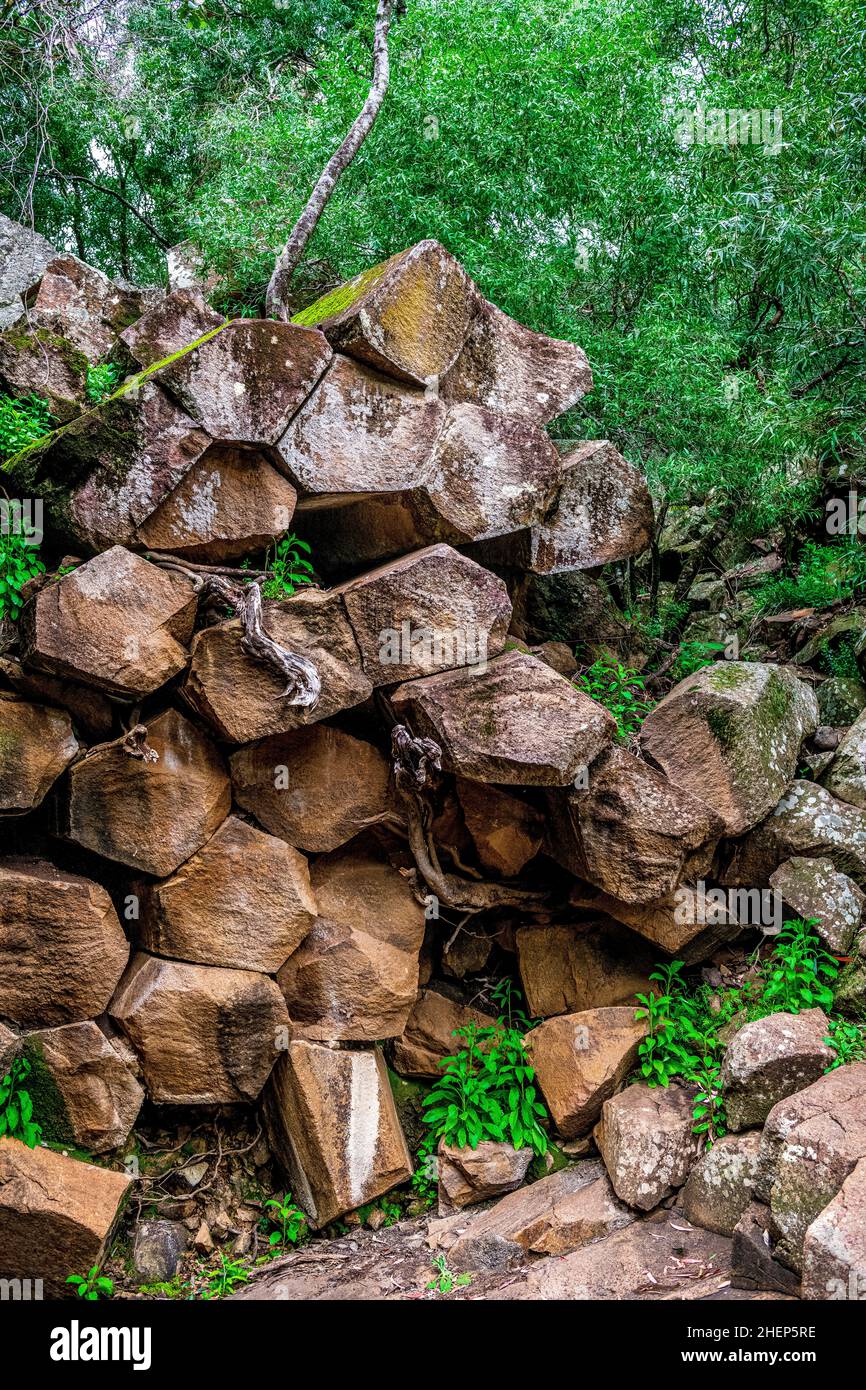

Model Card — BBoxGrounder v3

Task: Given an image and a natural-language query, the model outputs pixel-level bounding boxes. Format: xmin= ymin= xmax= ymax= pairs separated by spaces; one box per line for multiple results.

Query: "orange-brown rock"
xmin=108 ymin=953 xmax=288 ymax=1105
xmin=119 ymin=286 xmax=225 ymax=366
xmin=437 ymin=1139 xmax=532 ymax=1214
xmin=516 ymin=920 xmax=657 ymax=1019
xmin=0 ymin=655 xmax=114 ymax=740
xmin=67 ymin=708 xmax=231 ymax=876
xmin=0 ymin=859 xmax=129 ymax=1028
xmin=456 ymin=778 xmax=543 ymax=876
xmin=136 ymin=815 xmax=317 ymax=972
xmin=527 ymin=1007 xmax=646 ymax=1137
xmin=0 ymin=692 xmax=78 ymax=812
xmin=391 ymin=989 xmax=494 ymax=1077
xmin=19 ymin=1022 xmax=143 ymax=1153
xmin=262 ymin=1041 xmax=412 ymax=1227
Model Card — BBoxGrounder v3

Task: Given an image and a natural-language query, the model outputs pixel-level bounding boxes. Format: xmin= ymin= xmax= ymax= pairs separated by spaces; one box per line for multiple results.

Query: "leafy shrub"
xmin=821 ymin=638 xmax=861 ymax=681
xmin=574 ymin=657 xmax=653 ymax=741
xmin=263 ymin=1193 xmax=307 ymax=1249
xmin=261 ymin=533 xmax=315 ymax=599
xmin=0 ymin=1055 xmax=41 ymax=1147
xmin=754 ymin=540 xmax=866 ymax=615
xmin=66 ymin=1266 xmax=113 ymax=1301
xmin=0 ymin=392 xmax=53 ymax=463
xmin=672 ymin=640 xmax=726 ymax=681
xmin=201 ymin=1252 xmax=249 ymax=1299
xmin=635 ymin=961 xmax=715 ymax=1089
xmin=85 ymin=362 xmax=124 ymax=403
xmin=755 ymin=919 xmax=838 ymax=1015
xmin=0 ymin=529 xmax=45 ymax=621
xmin=824 ymin=1017 xmax=866 ymax=1071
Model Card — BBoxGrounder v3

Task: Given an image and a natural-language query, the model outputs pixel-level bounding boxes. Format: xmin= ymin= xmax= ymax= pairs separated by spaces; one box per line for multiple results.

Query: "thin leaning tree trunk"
xmin=266 ymin=0 xmax=394 ymax=320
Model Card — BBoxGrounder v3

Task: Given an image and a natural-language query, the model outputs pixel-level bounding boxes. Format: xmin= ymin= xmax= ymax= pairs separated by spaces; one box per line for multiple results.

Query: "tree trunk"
xmin=265 ymin=0 xmax=394 ymax=320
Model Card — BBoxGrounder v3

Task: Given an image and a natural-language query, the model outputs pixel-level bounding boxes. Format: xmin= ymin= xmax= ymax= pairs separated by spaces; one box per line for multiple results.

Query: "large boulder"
xmin=437 ymin=1140 xmax=532 ymax=1214
xmin=723 ymin=780 xmax=866 ymax=889
xmin=183 ymin=588 xmax=371 ymax=744
xmin=594 ymin=1083 xmax=702 ymax=1211
xmin=0 ymin=322 xmax=88 ymax=420
xmin=391 ymin=650 xmax=615 ymax=786
xmin=230 ymin=725 xmax=391 ymax=854
xmin=30 ymin=253 xmax=145 ymax=360
xmin=755 ymin=1063 xmax=866 ymax=1271
xmin=136 ymin=815 xmax=317 ymax=973
xmin=821 ymin=707 xmax=866 ymax=810
xmin=17 ymin=1022 xmax=143 ymax=1154
xmin=108 ymin=953 xmax=288 ymax=1105
xmin=0 ymin=693 xmax=79 ymax=813
xmin=0 ymin=213 xmax=56 ymax=328
xmin=0 ymin=859 xmax=129 ymax=1028
xmin=802 ymin=1156 xmax=866 ymax=1301
xmin=276 ymin=837 xmax=426 ymax=1041
xmin=546 ymin=746 xmax=724 ymax=904
xmin=67 ymin=708 xmax=231 ymax=876
xmin=722 ymin=1009 xmax=834 ymax=1132
xmin=640 ymin=662 xmax=819 ymax=836
xmin=20 ymin=547 xmax=197 ymax=698
xmin=119 ymin=286 xmax=225 ymax=367
xmin=391 ymin=988 xmax=494 ymax=1077
xmin=515 ymin=920 xmax=656 ymax=1019
xmin=332 ymin=544 xmax=511 ymax=686
xmin=769 ymin=856 xmax=864 ymax=954
xmin=262 ymin=1041 xmax=412 ymax=1228
xmin=291 ymin=239 xmax=476 ymax=387
xmin=680 ymin=1131 xmax=763 ymax=1237
xmin=0 ymin=1139 xmax=132 ymax=1298
xmin=0 ymin=655 xmax=113 ymax=741
xmin=527 ymin=1007 xmax=646 ymax=1137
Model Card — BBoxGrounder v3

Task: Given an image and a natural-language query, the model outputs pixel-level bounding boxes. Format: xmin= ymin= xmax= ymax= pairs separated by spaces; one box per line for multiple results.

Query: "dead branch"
xmin=204 ymin=576 xmax=321 ymax=708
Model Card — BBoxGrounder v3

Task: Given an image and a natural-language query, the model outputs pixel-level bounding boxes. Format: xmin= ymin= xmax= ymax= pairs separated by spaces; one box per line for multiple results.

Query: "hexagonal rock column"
xmin=515 ymin=920 xmax=657 ymax=1019
xmin=136 ymin=815 xmax=317 ymax=972
xmin=153 ymin=318 xmax=332 ymax=445
xmin=722 ymin=1009 xmax=835 ymax=1132
xmin=333 ymin=543 xmax=512 ymax=685
xmin=594 ymin=1082 xmax=703 ymax=1211
xmin=527 ymin=1007 xmax=646 ymax=1138
xmin=16 ymin=1022 xmax=144 ymax=1154
xmin=277 ymin=353 xmax=445 ymax=497
xmin=291 ymin=239 xmax=477 ymax=387
xmin=802 ymin=1156 xmax=866 ymax=1301
xmin=680 ymin=1132 xmax=763 ymax=1237
xmin=0 ymin=322 xmax=88 ymax=420
xmin=262 ymin=1040 xmax=412 ymax=1228
xmin=756 ymin=1063 xmax=866 ymax=1271
xmin=0 ymin=859 xmax=129 ymax=1028
xmin=30 ymin=253 xmax=146 ymax=360
xmin=391 ymin=649 xmax=615 ymax=786
xmin=109 ymin=953 xmax=289 ymax=1105
xmin=230 ymin=725 xmax=390 ymax=854
xmin=640 ymin=661 xmax=819 ymax=836
xmin=20 ymin=547 xmax=197 ymax=699
xmin=0 ymin=693 xmax=79 ymax=812
xmin=67 ymin=708 xmax=231 ymax=876
xmin=546 ymin=745 xmax=725 ymax=905
xmin=441 ymin=296 xmax=592 ymax=424
xmin=277 ymin=836 xmax=426 ymax=1041
xmin=769 ymin=857 xmax=864 ymax=954
xmin=119 ymin=287 xmax=226 ymax=367
xmin=183 ymin=588 xmax=371 ymax=744
xmin=0 ymin=1139 xmax=132 ymax=1298
xmin=136 ymin=444 xmax=299 ymax=563
xmin=572 ymin=883 xmax=743 ymax=965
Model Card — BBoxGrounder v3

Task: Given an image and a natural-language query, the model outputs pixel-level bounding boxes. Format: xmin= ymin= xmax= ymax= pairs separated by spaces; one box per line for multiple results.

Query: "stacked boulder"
xmin=0 ymin=224 xmax=863 ymax=1298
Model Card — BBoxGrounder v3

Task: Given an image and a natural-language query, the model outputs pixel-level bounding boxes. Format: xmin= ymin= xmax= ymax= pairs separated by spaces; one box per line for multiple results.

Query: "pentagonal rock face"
xmin=441 ymin=297 xmax=592 ymax=424
xmin=108 ymin=953 xmax=289 ymax=1104
xmin=391 ymin=650 xmax=615 ymax=786
xmin=769 ymin=856 xmax=864 ymax=954
xmin=802 ymin=1156 xmax=866 ymax=1301
xmin=594 ymin=1083 xmax=703 ymax=1212
xmin=137 ymin=815 xmax=317 ymax=972
xmin=68 ymin=708 xmax=231 ymax=876
xmin=276 ymin=353 xmax=444 ymax=495
xmin=0 ymin=212 xmax=55 ymax=327
xmin=437 ymin=1140 xmax=532 ymax=1214
xmin=19 ymin=1022 xmax=144 ymax=1154
xmin=391 ymin=989 xmax=494 ymax=1077
xmin=62 ymin=381 xmax=211 ymax=551
xmin=821 ymin=707 xmax=866 ymax=810
xmin=0 ymin=694 xmax=79 ymax=813
xmin=277 ymin=837 xmax=426 ymax=1041
xmin=20 ymin=547 xmax=197 ymax=698
xmin=0 ymin=859 xmax=129 ymax=1028
xmin=156 ymin=319 xmax=332 ymax=445
xmin=136 ymin=445 xmax=298 ymax=562
xmin=515 ymin=921 xmax=657 ymax=1019
xmin=119 ymin=287 xmax=226 ymax=367
xmin=0 ymin=323 xmax=88 ymax=419
xmin=529 ymin=441 xmax=653 ymax=571
xmin=31 ymin=253 xmax=145 ymax=359
xmin=527 ymin=1008 xmax=646 ymax=1138
xmin=183 ymin=588 xmax=371 ymax=744
xmin=546 ymin=746 xmax=724 ymax=905
xmin=263 ymin=1041 xmax=412 ymax=1227
xmin=722 ymin=1009 xmax=834 ymax=1133
xmin=680 ymin=1131 xmax=762 ymax=1237
xmin=457 ymin=778 xmax=543 ymax=877
xmin=756 ymin=1063 xmax=866 ymax=1272
xmin=640 ymin=662 xmax=819 ymax=836
xmin=334 ymin=544 xmax=512 ymax=686
xmin=292 ymin=239 xmax=478 ymax=387
xmin=0 ymin=1139 xmax=132 ymax=1298
xmin=724 ymin=780 xmax=866 ymax=888
xmin=230 ymin=725 xmax=390 ymax=854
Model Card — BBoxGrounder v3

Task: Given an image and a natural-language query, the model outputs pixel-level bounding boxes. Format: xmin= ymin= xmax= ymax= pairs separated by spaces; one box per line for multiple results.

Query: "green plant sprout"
xmin=0 ymin=1055 xmax=42 ymax=1147
xmin=66 ymin=1266 xmax=114 ymax=1301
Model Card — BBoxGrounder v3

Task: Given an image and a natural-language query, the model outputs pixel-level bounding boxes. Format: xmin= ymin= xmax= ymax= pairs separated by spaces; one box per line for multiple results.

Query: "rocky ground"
xmin=1 ymin=217 xmax=865 ymax=1302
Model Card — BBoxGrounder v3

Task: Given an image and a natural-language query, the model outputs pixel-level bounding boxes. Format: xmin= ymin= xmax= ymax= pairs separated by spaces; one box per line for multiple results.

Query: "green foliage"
xmin=0 ymin=529 xmax=46 ymax=622
xmin=635 ymin=961 xmax=715 ymax=1089
xmin=821 ymin=638 xmax=861 ymax=681
xmin=66 ymin=1265 xmax=114 ymax=1301
xmin=427 ymin=1254 xmax=472 ymax=1295
xmin=85 ymin=362 xmax=124 ymax=403
xmin=261 ymin=534 xmax=315 ymax=600
xmin=201 ymin=1252 xmax=249 ymax=1300
xmin=574 ymin=658 xmax=653 ymax=741
xmin=672 ymin=641 xmax=727 ymax=682
xmin=753 ymin=541 xmax=866 ymax=615
xmin=824 ymin=1016 xmax=866 ymax=1072
xmin=422 ymin=985 xmax=548 ymax=1156
xmin=690 ymin=1059 xmax=727 ymax=1147
xmin=263 ymin=1193 xmax=307 ymax=1249
xmin=0 ymin=1055 xmax=42 ymax=1148
xmin=0 ymin=393 xmax=53 ymax=463
xmin=756 ymin=919 xmax=838 ymax=1015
